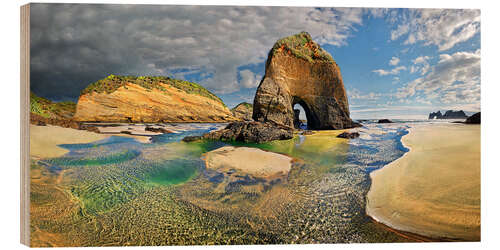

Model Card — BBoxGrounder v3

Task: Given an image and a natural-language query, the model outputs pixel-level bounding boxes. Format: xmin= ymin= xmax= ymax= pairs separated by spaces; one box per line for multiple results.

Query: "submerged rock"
xmin=252 ymin=32 xmax=357 ymax=130
xmin=182 ymin=135 xmax=202 ymax=142
xmin=465 ymin=112 xmax=481 ymax=124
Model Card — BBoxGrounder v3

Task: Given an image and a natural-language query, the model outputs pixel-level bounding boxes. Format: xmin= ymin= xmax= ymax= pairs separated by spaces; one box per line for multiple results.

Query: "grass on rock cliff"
xmin=30 ymin=92 xmax=76 ymax=119
xmin=231 ymin=102 xmax=253 ymax=111
xmin=81 ymin=75 xmax=226 ymax=106
xmin=272 ymin=32 xmax=335 ymax=63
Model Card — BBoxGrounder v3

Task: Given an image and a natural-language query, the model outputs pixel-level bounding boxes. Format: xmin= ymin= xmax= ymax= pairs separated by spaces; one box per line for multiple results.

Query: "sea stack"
xmin=253 ymin=32 xmax=357 ymax=130
xmin=73 ymin=75 xmax=236 ymax=123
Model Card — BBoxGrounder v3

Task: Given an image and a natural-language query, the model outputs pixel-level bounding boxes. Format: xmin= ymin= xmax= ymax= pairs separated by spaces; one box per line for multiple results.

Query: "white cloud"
xmin=348 ymin=88 xmax=382 ymax=101
xmin=390 ymin=9 xmax=480 ymax=51
xmin=30 ymin=5 xmax=366 ymax=98
xmin=239 ymin=70 xmax=261 ymax=88
xmin=396 ymin=49 xmax=480 ymax=107
xmin=372 ymin=65 xmax=406 ymax=76
xmin=410 ymin=56 xmax=432 ymax=75
xmin=389 ymin=56 xmax=400 ymax=66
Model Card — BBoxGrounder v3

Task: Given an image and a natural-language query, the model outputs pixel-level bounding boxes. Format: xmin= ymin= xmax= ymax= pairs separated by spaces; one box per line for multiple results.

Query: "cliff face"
xmin=73 ymin=75 xmax=236 ymax=123
xmin=252 ymin=32 xmax=355 ymax=130
xmin=231 ymin=102 xmax=253 ymax=121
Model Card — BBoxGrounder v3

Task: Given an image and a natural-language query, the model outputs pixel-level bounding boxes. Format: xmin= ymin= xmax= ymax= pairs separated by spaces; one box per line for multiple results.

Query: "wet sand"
xmin=30 ymin=125 xmax=149 ymax=158
xmin=366 ymin=123 xmax=480 ymax=241
xmin=204 ymin=146 xmax=293 ymax=178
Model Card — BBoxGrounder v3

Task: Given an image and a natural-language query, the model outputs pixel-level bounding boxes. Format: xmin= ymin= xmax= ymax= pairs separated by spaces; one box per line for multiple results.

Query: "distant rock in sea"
xmin=465 ymin=112 xmax=481 ymax=124
xmin=378 ymin=119 xmax=393 ymax=123
xmin=428 ymin=111 xmax=443 ymax=119
xmin=428 ymin=110 xmax=468 ymax=119
xmin=73 ymin=75 xmax=237 ymax=123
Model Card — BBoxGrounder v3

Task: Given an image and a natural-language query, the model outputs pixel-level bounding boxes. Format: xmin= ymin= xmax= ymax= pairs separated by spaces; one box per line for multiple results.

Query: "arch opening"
xmin=292 ymin=97 xmax=317 ymax=130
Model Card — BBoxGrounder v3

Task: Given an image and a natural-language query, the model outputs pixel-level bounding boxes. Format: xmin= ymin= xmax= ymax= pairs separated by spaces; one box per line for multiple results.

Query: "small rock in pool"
xmin=337 ymin=132 xmax=360 ymax=139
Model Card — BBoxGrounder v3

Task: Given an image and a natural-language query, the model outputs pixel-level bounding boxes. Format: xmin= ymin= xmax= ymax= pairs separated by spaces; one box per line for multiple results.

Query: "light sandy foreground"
xmin=366 ymin=123 xmax=480 ymax=241
xmin=204 ymin=146 xmax=293 ymax=179
xmin=30 ymin=125 xmax=150 ymax=159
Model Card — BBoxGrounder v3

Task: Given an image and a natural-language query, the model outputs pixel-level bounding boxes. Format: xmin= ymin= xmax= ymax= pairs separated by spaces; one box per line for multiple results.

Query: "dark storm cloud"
xmin=30 ymin=3 xmax=365 ymax=101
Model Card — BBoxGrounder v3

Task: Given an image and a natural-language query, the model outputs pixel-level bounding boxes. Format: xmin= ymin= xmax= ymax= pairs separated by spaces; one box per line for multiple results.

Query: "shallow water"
xmin=32 ymin=122 xmax=419 ymax=246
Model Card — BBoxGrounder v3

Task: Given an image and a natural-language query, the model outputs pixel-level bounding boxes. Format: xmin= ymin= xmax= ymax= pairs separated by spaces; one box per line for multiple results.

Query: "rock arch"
xmin=252 ymin=32 xmax=356 ymax=130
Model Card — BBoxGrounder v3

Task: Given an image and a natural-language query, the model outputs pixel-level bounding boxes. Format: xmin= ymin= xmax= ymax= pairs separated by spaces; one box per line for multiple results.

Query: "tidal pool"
xmin=30 ymin=122 xmax=416 ymax=246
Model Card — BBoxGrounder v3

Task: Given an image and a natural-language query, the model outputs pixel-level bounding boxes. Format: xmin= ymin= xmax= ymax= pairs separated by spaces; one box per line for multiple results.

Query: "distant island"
xmin=428 ymin=110 xmax=468 ymax=119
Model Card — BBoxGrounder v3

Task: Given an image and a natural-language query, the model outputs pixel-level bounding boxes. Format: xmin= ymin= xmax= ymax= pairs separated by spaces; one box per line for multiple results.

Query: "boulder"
xmin=378 ymin=119 xmax=393 ymax=124
xmin=252 ymin=32 xmax=357 ymax=130
xmin=465 ymin=112 xmax=481 ymax=124
xmin=337 ymin=131 xmax=360 ymax=139
xmin=202 ymin=121 xmax=293 ymax=143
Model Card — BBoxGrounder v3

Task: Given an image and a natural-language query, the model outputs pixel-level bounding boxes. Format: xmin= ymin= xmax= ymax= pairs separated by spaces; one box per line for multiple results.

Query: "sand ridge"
xmin=366 ymin=123 xmax=480 ymax=241
xmin=30 ymin=125 xmax=150 ymax=159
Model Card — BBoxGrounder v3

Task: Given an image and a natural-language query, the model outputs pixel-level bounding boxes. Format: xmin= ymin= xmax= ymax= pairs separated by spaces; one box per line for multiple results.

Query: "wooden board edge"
xmin=20 ymin=3 xmax=30 ymax=247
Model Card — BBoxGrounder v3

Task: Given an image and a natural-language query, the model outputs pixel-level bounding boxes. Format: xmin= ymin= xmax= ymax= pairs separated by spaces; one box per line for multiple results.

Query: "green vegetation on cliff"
xmin=231 ymin=102 xmax=253 ymax=111
xmin=272 ymin=31 xmax=335 ymax=63
xmin=30 ymin=92 xmax=76 ymax=119
xmin=81 ymin=75 xmax=225 ymax=106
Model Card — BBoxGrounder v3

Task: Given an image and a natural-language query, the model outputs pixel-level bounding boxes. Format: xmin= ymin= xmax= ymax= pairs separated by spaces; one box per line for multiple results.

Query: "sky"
xmin=30 ymin=4 xmax=480 ymax=119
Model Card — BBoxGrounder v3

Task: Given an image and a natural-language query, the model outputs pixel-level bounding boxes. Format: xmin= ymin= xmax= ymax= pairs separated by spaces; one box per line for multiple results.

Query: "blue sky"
xmin=31 ymin=5 xmax=480 ymax=119
xmin=176 ymin=8 xmax=481 ymax=119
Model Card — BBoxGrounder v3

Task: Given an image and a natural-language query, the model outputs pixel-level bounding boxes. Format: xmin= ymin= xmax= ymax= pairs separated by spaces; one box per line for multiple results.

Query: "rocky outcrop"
xmin=429 ymin=110 xmax=468 ymax=119
xmin=429 ymin=111 xmax=443 ymax=119
xmin=30 ymin=113 xmax=100 ymax=133
xmin=337 ymin=131 xmax=360 ymax=139
xmin=465 ymin=112 xmax=480 ymax=124
xmin=378 ymin=119 xmax=393 ymax=124
xmin=293 ymin=109 xmax=302 ymax=129
xmin=73 ymin=75 xmax=237 ymax=123
xmin=443 ymin=110 xmax=468 ymax=119
xmin=252 ymin=32 xmax=357 ymax=130
xmin=231 ymin=102 xmax=253 ymax=121
xmin=193 ymin=121 xmax=293 ymax=143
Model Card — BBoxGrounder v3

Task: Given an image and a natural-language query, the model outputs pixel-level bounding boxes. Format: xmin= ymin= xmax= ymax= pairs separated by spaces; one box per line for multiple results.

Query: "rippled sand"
xmin=366 ymin=123 xmax=480 ymax=241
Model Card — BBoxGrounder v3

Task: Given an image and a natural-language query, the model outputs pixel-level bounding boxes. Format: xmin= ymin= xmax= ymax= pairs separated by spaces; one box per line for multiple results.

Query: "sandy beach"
xmin=204 ymin=146 xmax=293 ymax=179
xmin=30 ymin=125 xmax=150 ymax=159
xmin=366 ymin=123 xmax=480 ymax=241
